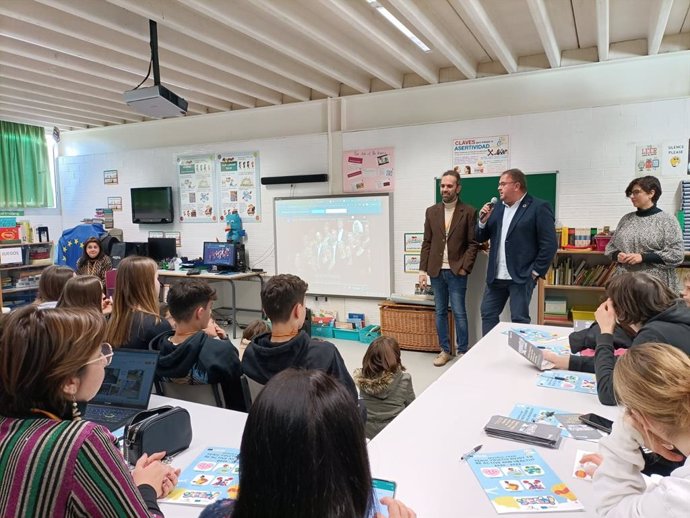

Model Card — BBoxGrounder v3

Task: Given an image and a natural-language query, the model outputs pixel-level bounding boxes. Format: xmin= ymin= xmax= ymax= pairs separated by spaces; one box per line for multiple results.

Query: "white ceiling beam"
xmin=320 ymin=0 xmax=439 ymax=84
xmin=596 ymin=0 xmax=610 ymax=61
xmin=35 ymin=0 xmax=284 ymax=105
xmin=388 ymin=0 xmax=477 ymax=79
xmin=0 ymin=93 xmax=130 ymax=125
xmin=0 ymin=99 xmax=109 ymax=127
xmin=186 ymin=0 xmax=372 ymax=93
xmin=106 ymin=0 xmax=337 ymax=98
xmin=0 ymin=112 xmax=86 ymax=131
xmin=648 ymin=0 xmax=674 ymax=55
xmin=453 ymin=0 xmax=518 ymax=73
xmin=0 ymin=104 xmax=105 ymax=128
xmin=526 ymin=0 xmax=561 ymax=68
xmin=251 ymin=0 xmax=403 ymax=89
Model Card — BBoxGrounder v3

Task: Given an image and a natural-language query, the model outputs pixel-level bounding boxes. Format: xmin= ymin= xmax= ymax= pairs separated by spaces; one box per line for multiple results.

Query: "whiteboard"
xmin=274 ymin=194 xmax=393 ymax=298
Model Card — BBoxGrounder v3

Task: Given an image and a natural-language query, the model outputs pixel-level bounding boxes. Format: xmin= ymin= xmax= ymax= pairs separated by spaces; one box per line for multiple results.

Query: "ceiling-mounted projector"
xmin=123 ymin=19 xmax=187 ymax=119
xmin=124 ymin=84 xmax=187 ymax=118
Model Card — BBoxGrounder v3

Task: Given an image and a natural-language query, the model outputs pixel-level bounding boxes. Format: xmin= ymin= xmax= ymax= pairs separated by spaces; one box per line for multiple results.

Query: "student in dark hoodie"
xmin=149 ymin=279 xmax=245 ymax=411
xmin=354 ymin=336 xmax=415 ymax=439
xmin=543 ymin=272 xmax=690 ymax=406
xmin=242 ymin=274 xmax=357 ymax=401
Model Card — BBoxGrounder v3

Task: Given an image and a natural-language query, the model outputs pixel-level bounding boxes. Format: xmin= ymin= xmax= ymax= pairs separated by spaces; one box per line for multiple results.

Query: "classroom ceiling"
xmin=1 ymin=0 xmax=689 ymax=132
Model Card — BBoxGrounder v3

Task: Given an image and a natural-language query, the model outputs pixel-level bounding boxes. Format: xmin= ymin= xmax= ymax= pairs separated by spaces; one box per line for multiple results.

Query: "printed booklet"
xmin=536 ymin=371 xmax=597 ymax=395
xmin=467 ymin=448 xmax=584 ymax=514
xmin=509 ymin=404 xmax=572 ymax=438
xmin=161 ymin=447 xmax=240 ymax=506
xmin=484 ymin=415 xmax=562 ymax=449
xmin=507 ymin=331 xmax=556 ymax=370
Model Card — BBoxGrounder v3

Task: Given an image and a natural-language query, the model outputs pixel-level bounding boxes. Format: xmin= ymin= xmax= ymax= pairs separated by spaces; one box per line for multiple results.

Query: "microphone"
xmin=488 ymin=197 xmax=498 ymax=208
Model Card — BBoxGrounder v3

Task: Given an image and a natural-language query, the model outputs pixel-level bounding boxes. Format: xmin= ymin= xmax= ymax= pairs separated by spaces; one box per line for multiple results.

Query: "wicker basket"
xmin=379 ymin=302 xmax=454 ymax=353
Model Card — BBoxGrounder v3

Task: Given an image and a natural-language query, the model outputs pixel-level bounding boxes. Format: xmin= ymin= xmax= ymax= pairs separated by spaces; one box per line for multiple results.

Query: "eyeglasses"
xmin=629 ymin=189 xmax=644 ymax=197
xmin=83 ymin=343 xmax=113 ymax=367
xmin=498 ymin=181 xmax=516 ymax=187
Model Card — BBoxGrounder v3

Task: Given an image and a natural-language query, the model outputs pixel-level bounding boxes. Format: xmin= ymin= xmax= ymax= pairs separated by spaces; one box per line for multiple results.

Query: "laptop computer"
xmin=84 ymin=349 xmax=159 ymax=431
xmin=507 ymin=330 xmax=555 ymax=371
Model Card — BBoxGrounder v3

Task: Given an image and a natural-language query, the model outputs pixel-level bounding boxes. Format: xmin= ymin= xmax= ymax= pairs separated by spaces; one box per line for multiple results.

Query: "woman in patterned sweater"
xmin=0 ymin=306 xmax=180 ymax=518
xmin=606 ymin=175 xmax=684 ymax=292
xmin=76 ymin=236 xmax=112 ymax=290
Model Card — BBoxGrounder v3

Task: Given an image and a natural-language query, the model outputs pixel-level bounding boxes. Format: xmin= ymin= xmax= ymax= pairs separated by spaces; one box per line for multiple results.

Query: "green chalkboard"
xmin=435 ymin=171 xmax=558 ymax=213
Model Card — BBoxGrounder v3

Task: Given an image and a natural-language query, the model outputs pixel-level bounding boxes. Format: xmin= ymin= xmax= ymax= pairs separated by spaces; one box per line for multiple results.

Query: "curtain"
xmin=0 ymin=120 xmax=54 ymax=208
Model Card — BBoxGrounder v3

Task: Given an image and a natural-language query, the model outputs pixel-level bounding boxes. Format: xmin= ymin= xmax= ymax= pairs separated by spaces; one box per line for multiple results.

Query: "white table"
xmin=367 ymin=322 xmax=617 ymax=518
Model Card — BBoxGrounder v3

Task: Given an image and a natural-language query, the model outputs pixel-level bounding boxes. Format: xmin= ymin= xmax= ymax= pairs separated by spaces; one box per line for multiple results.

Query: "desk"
xmin=150 ymin=395 xmax=246 ymax=518
xmin=158 ymin=270 xmax=264 ymax=338
xmin=367 ymin=322 xmax=617 ymax=518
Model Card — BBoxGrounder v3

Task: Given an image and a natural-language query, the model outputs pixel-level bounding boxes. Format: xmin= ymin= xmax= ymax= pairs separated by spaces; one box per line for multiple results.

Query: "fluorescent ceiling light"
xmin=366 ymin=1 xmax=431 ymax=52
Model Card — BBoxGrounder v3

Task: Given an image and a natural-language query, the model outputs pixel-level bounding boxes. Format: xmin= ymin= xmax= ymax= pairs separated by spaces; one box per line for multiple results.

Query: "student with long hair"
xmin=200 ymin=369 xmax=415 ymax=518
xmin=354 ymin=336 xmax=415 ymax=439
xmin=0 ymin=306 xmax=179 ymax=517
xmin=57 ymin=274 xmax=112 ymax=314
xmin=594 ymin=343 xmax=690 ymax=517
xmin=106 ymin=256 xmax=171 ymax=349
xmin=35 ymin=264 xmax=75 ymax=309
xmin=76 ymin=236 xmax=112 ymax=288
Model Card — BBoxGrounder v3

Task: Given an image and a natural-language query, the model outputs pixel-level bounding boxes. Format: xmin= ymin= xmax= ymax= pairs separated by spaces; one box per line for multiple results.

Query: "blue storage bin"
xmin=333 ymin=327 xmax=360 ymax=341
xmin=359 ymin=325 xmax=381 ymax=344
xmin=312 ymin=322 xmax=334 ymax=338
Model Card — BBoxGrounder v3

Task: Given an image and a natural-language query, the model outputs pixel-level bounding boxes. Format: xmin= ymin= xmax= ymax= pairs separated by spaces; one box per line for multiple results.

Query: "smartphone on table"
xmin=579 ymin=413 xmax=613 ymax=434
xmin=368 ymin=478 xmax=397 ymax=518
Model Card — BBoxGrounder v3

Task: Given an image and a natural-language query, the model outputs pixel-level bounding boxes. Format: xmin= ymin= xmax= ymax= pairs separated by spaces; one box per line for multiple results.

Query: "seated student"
xmin=34 ymin=264 xmax=75 ymax=309
xmin=0 ymin=306 xmax=179 ymax=518
xmin=682 ymin=271 xmax=690 ymax=306
xmin=354 ymin=336 xmax=416 ymax=439
xmin=149 ymin=280 xmax=245 ymax=411
xmin=57 ymin=274 xmax=113 ymax=315
xmin=594 ymin=343 xmax=690 ymax=517
xmin=543 ymin=272 xmax=690 ymax=405
xmin=106 ymin=256 xmax=172 ymax=349
xmin=76 ymin=236 xmax=112 ymax=289
xmin=238 ymin=319 xmax=270 ymax=360
xmin=199 ymin=369 xmax=416 ymax=518
xmin=242 ymin=274 xmax=357 ymax=400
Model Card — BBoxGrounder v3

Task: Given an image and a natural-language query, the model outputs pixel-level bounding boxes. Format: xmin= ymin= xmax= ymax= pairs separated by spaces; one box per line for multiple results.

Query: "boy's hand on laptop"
xmin=542 ymin=351 xmax=569 ymax=370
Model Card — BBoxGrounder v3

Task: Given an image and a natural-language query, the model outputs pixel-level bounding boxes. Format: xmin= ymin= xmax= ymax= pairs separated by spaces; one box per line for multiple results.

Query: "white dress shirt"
xmin=478 ymin=193 xmax=527 ymax=280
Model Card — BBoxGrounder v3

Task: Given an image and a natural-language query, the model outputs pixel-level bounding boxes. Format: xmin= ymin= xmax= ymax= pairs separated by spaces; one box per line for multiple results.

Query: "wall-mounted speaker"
xmin=260 ymin=174 xmax=328 ymax=185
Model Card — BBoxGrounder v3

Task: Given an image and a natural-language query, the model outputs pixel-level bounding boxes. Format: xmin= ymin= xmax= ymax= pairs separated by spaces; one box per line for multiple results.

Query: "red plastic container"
xmin=594 ymin=235 xmax=612 ymax=251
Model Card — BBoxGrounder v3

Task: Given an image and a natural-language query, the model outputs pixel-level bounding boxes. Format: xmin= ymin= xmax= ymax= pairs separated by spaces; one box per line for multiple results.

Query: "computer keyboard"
xmin=186 ymin=268 xmax=201 ymax=275
xmin=84 ymin=406 xmax=137 ymax=424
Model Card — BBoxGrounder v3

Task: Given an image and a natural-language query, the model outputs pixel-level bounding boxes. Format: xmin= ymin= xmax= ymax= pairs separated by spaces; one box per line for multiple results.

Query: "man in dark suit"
xmin=476 ymin=168 xmax=558 ymax=336
xmin=419 ymin=169 xmax=479 ymax=366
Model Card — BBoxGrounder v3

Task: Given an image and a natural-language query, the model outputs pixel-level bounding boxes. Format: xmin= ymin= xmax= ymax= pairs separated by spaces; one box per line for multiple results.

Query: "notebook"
xmin=84 ymin=349 xmax=159 ymax=431
xmin=507 ymin=331 xmax=555 ymax=370
xmin=484 ymin=415 xmax=563 ymax=449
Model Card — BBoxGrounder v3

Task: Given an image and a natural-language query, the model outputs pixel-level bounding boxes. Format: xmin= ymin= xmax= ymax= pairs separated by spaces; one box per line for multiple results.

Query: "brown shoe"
xmin=433 ymin=351 xmax=452 ymax=367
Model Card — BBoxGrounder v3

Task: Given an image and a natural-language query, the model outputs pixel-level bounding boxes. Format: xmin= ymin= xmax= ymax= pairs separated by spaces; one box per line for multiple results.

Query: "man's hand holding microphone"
xmin=479 ymin=197 xmax=498 ymax=224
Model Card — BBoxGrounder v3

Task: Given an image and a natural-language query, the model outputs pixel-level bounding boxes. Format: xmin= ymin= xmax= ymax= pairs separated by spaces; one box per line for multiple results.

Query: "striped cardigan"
xmin=0 ymin=416 xmax=162 ymax=518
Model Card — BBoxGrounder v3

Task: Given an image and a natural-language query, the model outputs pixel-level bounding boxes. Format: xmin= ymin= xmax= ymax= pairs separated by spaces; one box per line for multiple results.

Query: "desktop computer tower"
xmin=110 ymin=242 xmax=149 ymax=268
xmin=235 ymin=244 xmax=247 ymax=272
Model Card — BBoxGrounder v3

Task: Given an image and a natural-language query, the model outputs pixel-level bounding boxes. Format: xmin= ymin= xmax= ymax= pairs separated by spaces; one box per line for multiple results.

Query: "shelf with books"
xmin=0 ymin=242 xmax=54 ymax=309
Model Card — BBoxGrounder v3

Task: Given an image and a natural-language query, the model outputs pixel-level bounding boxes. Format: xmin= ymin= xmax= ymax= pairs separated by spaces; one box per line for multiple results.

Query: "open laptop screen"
xmin=92 ymin=349 xmax=158 ymax=408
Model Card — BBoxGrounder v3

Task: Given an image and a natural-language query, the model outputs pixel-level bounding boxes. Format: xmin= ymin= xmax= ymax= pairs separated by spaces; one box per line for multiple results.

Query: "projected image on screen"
xmin=274 ymin=195 xmax=391 ymax=298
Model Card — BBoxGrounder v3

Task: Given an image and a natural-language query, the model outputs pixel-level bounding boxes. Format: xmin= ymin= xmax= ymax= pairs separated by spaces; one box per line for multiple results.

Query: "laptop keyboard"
xmin=85 ymin=406 xmax=137 ymax=425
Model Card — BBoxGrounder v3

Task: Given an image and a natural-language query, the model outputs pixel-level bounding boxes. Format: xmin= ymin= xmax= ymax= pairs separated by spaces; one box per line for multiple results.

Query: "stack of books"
xmin=546 ymin=257 xmax=616 ymax=286
xmin=484 ymin=415 xmax=563 ymax=448
xmin=681 ymin=181 xmax=690 ymax=249
xmin=544 ymin=296 xmax=568 ymax=323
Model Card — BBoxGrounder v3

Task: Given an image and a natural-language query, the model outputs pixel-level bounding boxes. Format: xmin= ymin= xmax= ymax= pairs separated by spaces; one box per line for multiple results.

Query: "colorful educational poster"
xmin=572 ymin=449 xmax=597 ymax=481
xmin=404 ymin=232 xmax=423 ymax=252
xmin=662 ymin=141 xmax=688 ymax=176
xmin=161 ymin=447 xmax=240 ymax=506
xmin=509 ymin=404 xmax=572 ymax=438
xmin=404 ymin=254 xmax=420 ymax=273
xmin=467 ymin=449 xmax=584 ymax=514
xmin=177 ymin=154 xmax=216 ymax=223
xmin=342 ymin=147 xmax=394 ymax=193
xmin=537 ymin=371 xmax=597 ymax=395
xmin=103 ymin=169 xmax=118 ymax=185
xmin=635 ymin=143 xmax=661 ymax=176
xmin=217 ymin=152 xmax=260 ymax=222
xmin=452 ymin=135 xmax=509 ymax=175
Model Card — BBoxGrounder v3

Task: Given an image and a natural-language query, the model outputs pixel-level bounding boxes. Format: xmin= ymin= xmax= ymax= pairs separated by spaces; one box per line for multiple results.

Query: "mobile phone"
xmin=579 ymin=413 xmax=613 ymax=434
xmin=368 ymin=478 xmax=397 ymax=518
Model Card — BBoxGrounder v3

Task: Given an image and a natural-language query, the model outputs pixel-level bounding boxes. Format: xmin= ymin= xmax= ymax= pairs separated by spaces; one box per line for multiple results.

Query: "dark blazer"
xmin=420 ymin=201 xmax=479 ymax=277
xmin=475 ymin=193 xmax=557 ymax=284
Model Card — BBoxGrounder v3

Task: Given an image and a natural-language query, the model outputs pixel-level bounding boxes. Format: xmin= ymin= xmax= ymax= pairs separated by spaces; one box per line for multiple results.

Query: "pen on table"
xmin=542 ymin=375 xmax=568 ymax=381
xmin=460 ymin=444 xmax=483 ymax=462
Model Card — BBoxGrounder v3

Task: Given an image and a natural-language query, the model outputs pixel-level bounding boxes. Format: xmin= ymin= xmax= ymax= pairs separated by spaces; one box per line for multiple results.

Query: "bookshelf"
xmin=0 ymin=242 xmax=54 ymax=309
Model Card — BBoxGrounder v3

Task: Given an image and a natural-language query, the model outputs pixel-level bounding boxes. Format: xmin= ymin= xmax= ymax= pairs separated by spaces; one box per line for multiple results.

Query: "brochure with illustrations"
xmin=161 ymin=447 xmax=240 ymax=506
xmin=537 ymin=371 xmax=597 ymax=395
xmin=554 ymin=414 xmax=603 ymax=441
xmin=484 ymin=415 xmax=563 ymax=449
xmin=572 ymin=449 xmax=597 ymax=482
xmin=509 ymin=404 xmax=572 ymax=438
xmin=467 ymin=448 xmax=584 ymax=514
xmin=506 ymin=328 xmax=570 ymax=354
xmin=508 ymin=331 xmax=555 ymax=370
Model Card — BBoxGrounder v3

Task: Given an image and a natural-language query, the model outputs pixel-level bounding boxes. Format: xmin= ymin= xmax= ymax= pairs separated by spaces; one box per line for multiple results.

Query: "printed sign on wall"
xmin=217 ymin=152 xmax=260 ymax=222
xmin=177 ymin=154 xmax=216 ymax=223
xmin=342 ymin=147 xmax=394 ymax=193
xmin=452 ymin=135 xmax=509 ymax=175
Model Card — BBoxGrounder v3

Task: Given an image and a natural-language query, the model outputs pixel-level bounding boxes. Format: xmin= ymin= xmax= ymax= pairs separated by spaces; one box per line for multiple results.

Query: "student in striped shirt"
xmin=0 ymin=306 xmax=180 ymax=518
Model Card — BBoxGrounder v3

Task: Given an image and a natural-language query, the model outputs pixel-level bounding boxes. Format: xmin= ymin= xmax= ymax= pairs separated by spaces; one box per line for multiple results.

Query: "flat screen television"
xmin=131 ymin=187 xmax=174 ymax=224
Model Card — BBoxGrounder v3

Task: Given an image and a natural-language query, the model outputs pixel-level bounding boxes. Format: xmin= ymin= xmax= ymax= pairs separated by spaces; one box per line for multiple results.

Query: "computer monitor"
xmin=147 ymin=237 xmax=177 ymax=261
xmin=203 ymin=242 xmax=236 ymax=270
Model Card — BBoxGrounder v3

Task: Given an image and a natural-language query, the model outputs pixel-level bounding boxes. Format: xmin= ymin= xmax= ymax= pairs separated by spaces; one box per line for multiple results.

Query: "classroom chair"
xmin=155 ymin=380 xmax=226 ymax=408
xmin=240 ymin=374 xmax=265 ymax=409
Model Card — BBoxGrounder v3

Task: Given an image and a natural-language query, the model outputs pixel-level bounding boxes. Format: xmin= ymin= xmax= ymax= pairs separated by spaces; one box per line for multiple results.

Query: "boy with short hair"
xmin=242 ymin=274 xmax=357 ymax=400
xmin=149 ymin=279 xmax=244 ymax=411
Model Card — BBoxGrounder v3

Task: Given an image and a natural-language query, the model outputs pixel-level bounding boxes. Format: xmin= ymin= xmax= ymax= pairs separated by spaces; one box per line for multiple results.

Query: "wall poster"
xmin=217 ymin=152 xmax=261 ymax=222
xmin=342 ymin=147 xmax=395 ymax=193
xmin=662 ymin=141 xmax=688 ymax=176
xmin=177 ymin=154 xmax=216 ymax=223
xmin=452 ymin=135 xmax=509 ymax=175
xmin=635 ymin=143 xmax=661 ymax=176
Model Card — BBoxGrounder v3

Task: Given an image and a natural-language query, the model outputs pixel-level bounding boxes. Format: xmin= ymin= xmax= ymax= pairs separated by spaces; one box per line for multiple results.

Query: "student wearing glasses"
xmin=476 ymin=168 xmax=558 ymax=335
xmin=0 ymin=306 xmax=179 ymax=518
xmin=604 ymin=175 xmax=683 ymax=293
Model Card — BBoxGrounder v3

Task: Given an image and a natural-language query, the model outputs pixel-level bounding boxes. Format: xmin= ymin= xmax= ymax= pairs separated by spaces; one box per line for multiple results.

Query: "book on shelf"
xmin=543 ymin=297 xmax=567 ymax=315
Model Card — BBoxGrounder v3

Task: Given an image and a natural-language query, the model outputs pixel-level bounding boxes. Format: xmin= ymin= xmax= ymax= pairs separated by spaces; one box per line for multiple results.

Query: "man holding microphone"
xmin=476 ymin=168 xmax=558 ymax=336
xmin=419 ymin=168 xmax=479 ymax=367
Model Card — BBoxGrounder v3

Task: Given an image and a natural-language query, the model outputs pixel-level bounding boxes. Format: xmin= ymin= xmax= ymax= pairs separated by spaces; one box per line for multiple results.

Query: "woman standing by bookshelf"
xmin=605 ymin=176 xmax=683 ymax=292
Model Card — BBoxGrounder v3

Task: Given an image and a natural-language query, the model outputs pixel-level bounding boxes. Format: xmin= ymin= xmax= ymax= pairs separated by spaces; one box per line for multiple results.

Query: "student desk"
xmin=367 ymin=322 xmax=617 ymax=518
xmin=157 ymin=270 xmax=264 ymax=338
